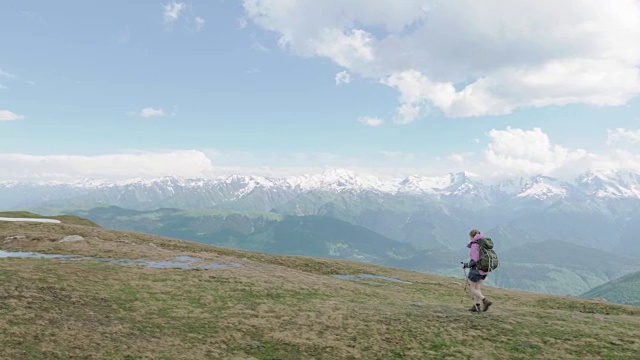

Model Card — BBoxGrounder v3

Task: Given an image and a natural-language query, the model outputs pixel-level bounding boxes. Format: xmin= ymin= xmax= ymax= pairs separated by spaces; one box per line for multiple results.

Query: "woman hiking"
xmin=463 ymin=229 xmax=493 ymax=312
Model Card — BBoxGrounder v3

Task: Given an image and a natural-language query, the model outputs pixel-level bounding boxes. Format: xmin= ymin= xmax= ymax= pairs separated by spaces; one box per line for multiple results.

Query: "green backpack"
xmin=477 ymin=237 xmax=499 ymax=272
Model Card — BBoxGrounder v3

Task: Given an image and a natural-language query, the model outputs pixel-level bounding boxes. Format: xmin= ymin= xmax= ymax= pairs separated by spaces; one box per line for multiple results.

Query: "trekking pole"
xmin=461 ymin=262 xmax=469 ymax=292
xmin=461 ymin=262 xmax=473 ymax=300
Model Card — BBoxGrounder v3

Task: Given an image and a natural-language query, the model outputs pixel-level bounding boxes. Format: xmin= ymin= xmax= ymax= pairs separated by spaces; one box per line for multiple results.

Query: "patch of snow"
xmin=517 ymin=183 xmax=567 ymax=200
xmin=0 ymin=217 xmax=61 ymax=223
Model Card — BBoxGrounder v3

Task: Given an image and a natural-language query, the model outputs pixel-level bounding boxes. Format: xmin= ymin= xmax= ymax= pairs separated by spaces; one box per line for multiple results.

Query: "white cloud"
xmin=3 ymin=129 xmax=640 ymax=182
xmin=243 ymin=0 xmax=640 ymax=121
xmin=335 ymin=71 xmax=351 ymax=86
xmin=357 ymin=116 xmax=384 ymax=127
xmin=0 ymin=110 xmax=24 ymax=121
xmin=200 ymin=149 xmax=455 ymax=178
xmin=194 ymin=16 xmax=205 ymax=32
xmin=0 ymin=68 xmax=16 ymax=79
xmin=251 ymin=43 xmax=269 ymax=52
xmin=447 ymin=153 xmax=474 ymax=165
xmin=163 ymin=2 xmax=205 ymax=33
xmin=238 ymin=17 xmax=249 ymax=29
xmin=607 ymin=128 xmax=640 ymax=147
xmin=312 ymin=29 xmax=375 ymax=68
xmin=163 ymin=1 xmax=186 ymax=26
xmin=471 ymin=127 xmax=640 ymax=178
xmin=21 ymin=11 xmax=48 ymax=27
xmin=0 ymin=151 xmax=213 ymax=182
xmin=136 ymin=107 xmax=168 ymax=118
xmin=484 ymin=127 xmax=588 ymax=176
xmin=590 ymin=149 xmax=640 ymax=173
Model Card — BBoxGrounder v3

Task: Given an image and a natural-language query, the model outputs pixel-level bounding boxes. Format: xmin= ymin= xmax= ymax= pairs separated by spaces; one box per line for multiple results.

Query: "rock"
xmin=59 ymin=235 xmax=85 ymax=243
xmin=609 ymin=337 xmax=624 ymax=346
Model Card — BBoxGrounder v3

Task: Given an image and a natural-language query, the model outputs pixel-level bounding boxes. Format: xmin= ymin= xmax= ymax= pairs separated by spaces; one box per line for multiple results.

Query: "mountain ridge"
xmin=5 ymin=168 xmax=640 ymax=205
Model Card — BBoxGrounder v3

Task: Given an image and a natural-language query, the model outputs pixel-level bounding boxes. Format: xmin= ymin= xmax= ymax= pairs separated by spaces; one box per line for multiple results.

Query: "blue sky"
xmin=1 ymin=0 xmax=640 ymax=181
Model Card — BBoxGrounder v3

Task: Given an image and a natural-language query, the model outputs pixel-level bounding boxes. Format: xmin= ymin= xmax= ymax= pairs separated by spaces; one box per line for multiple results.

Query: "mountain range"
xmin=3 ymin=168 xmax=640 ymax=297
xmin=4 ymin=168 xmax=640 ymax=251
xmin=4 ymin=168 xmax=640 ymax=210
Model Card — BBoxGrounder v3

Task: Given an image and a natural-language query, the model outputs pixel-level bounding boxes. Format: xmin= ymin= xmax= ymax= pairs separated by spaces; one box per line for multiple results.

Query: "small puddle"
xmin=0 ymin=250 xmax=240 ymax=270
xmin=332 ymin=274 xmax=412 ymax=284
xmin=0 ymin=250 xmax=71 ymax=259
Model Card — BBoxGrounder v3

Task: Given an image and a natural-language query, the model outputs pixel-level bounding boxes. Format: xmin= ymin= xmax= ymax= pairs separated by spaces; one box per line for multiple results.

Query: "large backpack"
xmin=477 ymin=237 xmax=499 ymax=272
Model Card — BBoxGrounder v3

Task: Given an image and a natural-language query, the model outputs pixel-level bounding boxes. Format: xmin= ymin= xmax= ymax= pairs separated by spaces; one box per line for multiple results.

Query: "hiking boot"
xmin=468 ymin=304 xmax=481 ymax=312
xmin=482 ymin=298 xmax=492 ymax=312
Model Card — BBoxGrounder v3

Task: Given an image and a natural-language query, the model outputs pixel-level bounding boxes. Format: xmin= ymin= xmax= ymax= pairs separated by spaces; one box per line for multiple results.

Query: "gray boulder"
xmin=59 ymin=235 xmax=85 ymax=243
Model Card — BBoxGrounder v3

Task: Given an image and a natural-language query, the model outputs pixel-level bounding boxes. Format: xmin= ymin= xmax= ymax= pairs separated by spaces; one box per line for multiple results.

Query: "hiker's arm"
xmin=470 ymin=243 xmax=480 ymax=262
xmin=468 ymin=259 xmax=476 ymax=268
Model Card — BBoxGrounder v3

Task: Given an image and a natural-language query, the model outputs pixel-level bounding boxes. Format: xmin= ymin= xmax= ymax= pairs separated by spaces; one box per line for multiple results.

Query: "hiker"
xmin=463 ymin=229 xmax=493 ymax=312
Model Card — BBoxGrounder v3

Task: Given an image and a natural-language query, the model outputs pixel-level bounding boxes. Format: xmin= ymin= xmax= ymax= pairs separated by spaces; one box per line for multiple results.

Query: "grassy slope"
xmin=582 ymin=271 xmax=640 ymax=306
xmin=1 ymin=221 xmax=639 ymax=359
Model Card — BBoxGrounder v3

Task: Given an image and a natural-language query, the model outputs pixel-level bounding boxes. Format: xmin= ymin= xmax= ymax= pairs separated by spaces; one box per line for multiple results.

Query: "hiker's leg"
xmin=469 ymin=281 xmax=482 ymax=303
xmin=476 ymin=279 xmax=485 ymax=301
xmin=467 ymin=281 xmax=482 ymax=311
xmin=478 ymin=278 xmax=493 ymax=311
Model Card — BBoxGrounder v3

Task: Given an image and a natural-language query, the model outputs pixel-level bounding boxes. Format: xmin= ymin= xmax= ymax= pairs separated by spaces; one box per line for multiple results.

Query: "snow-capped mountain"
xmin=575 ymin=170 xmax=640 ymax=199
xmin=2 ymin=168 xmax=640 ymax=211
xmin=492 ymin=175 xmax=574 ymax=201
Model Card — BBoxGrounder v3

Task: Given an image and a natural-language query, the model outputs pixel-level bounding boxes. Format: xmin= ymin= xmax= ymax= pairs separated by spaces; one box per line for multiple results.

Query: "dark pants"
xmin=468 ymin=269 xmax=487 ymax=283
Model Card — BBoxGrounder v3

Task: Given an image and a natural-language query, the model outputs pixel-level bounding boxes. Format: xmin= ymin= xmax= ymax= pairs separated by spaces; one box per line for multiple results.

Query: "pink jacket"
xmin=467 ymin=233 xmax=488 ymax=275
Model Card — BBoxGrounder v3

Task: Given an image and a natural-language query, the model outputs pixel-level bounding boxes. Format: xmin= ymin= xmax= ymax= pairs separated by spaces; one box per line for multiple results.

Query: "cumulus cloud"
xmin=335 ymin=71 xmax=351 ymax=86
xmin=163 ymin=1 xmax=186 ymax=25
xmin=3 ymin=128 xmax=640 ymax=182
xmin=0 ymin=110 xmax=24 ymax=121
xmin=0 ymin=151 xmax=214 ymax=182
xmin=357 ymin=116 xmax=384 ymax=126
xmin=484 ymin=127 xmax=589 ymax=176
xmin=243 ymin=0 xmax=640 ymax=122
xmin=590 ymin=149 xmax=640 ymax=173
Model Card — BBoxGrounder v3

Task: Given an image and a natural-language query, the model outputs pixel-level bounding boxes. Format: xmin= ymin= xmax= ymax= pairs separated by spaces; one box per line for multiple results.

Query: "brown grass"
xmin=1 ymin=221 xmax=639 ymax=359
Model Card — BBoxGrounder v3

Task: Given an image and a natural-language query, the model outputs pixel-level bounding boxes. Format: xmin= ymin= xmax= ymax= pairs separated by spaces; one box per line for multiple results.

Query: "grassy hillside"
xmin=1 ymin=221 xmax=639 ymax=359
xmin=490 ymin=240 xmax=640 ymax=295
xmin=582 ymin=271 xmax=640 ymax=306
